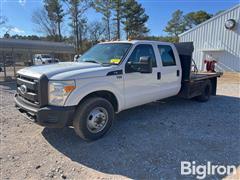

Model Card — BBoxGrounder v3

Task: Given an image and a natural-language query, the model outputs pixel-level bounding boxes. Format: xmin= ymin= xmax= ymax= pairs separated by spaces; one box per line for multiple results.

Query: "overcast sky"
xmin=0 ymin=0 xmax=238 ymax=37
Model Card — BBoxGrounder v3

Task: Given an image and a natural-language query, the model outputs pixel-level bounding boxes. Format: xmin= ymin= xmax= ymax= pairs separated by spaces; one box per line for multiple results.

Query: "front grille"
xmin=17 ymin=75 xmax=40 ymax=105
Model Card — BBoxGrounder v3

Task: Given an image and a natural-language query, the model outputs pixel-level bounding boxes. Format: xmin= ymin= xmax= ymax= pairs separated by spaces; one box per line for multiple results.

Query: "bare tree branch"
xmin=88 ymin=21 xmax=105 ymax=43
xmin=32 ymin=8 xmax=57 ymax=36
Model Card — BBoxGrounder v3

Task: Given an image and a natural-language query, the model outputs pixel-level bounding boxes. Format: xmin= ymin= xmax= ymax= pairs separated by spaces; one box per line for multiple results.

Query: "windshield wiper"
xmin=84 ymin=60 xmax=101 ymax=64
xmin=83 ymin=60 xmax=117 ymax=66
xmin=102 ymin=62 xmax=118 ymax=66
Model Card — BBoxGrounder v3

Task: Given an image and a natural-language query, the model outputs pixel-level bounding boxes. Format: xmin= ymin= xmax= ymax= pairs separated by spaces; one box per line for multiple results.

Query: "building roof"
xmin=179 ymin=4 xmax=240 ymax=37
xmin=0 ymin=38 xmax=75 ymax=54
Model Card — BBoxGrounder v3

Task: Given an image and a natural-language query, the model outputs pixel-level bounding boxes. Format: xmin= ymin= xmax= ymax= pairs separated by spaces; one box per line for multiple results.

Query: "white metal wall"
xmin=180 ymin=5 xmax=240 ymax=72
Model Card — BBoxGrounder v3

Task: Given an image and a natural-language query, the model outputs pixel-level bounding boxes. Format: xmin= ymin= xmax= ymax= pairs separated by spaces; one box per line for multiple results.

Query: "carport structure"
xmin=0 ymin=38 xmax=75 ymax=81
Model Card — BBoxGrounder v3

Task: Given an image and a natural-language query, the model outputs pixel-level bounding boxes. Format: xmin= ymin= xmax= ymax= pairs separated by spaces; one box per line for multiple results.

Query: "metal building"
xmin=179 ymin=4 xmax=240 ymax=72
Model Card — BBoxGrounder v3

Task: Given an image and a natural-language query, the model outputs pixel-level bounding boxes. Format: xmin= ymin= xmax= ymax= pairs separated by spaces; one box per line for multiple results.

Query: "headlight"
xmin=48 ymin=80 xmax=76 ymax=106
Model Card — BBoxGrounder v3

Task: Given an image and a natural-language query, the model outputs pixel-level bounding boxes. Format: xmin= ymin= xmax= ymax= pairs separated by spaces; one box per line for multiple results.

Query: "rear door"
xmin=156 ymin=43 xmax=181 ymax=95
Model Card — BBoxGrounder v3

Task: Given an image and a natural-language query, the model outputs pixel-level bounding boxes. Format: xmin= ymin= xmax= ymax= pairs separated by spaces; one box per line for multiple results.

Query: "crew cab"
xmin=14 ymin=40 xmax=222 ymax=141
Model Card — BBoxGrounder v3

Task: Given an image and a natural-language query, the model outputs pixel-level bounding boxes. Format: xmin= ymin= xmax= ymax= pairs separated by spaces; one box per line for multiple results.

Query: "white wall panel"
xmin=180 ymin=5 xmax=240 ymax=72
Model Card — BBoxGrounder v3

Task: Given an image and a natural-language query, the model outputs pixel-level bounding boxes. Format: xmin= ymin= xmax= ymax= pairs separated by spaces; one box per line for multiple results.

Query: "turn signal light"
xmin=64 ymin=85 xmax=75 ymax=93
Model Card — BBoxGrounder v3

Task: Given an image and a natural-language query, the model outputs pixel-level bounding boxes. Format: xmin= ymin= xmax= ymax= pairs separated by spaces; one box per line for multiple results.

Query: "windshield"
xmin=77 ymin=43 xmax=132 ymax=65
xmin=41 ymin=55 xmax=52 ymax=58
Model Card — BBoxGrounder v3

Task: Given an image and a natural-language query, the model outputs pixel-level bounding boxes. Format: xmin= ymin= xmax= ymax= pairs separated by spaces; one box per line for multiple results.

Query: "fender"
xmin=65 ymin=80 xmax=124 ymax=112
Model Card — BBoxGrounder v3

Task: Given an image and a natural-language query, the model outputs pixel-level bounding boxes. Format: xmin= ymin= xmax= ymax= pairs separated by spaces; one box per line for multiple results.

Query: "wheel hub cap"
xmin=87 ymin=107 xmax=108 ymax=133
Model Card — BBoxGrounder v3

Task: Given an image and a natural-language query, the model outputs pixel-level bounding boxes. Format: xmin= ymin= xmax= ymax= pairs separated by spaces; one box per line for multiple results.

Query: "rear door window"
xmin=158 ymin=45 xmax=176 ymax=66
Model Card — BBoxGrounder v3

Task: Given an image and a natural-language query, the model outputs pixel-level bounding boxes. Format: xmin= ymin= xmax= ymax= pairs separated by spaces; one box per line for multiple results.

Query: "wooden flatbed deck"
xmin=190 ymin=72 xmax=223 ymax=81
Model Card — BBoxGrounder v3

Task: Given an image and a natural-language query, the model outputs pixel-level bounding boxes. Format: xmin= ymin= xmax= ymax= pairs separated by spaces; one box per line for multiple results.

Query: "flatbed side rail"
xmin=178 ymin=72 xmax=223 ymax=99
xmin=190 ymin=72 xmax=223 ymax=81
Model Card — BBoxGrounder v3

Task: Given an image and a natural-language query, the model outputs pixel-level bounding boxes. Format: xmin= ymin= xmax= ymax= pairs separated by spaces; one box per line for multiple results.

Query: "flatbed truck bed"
xmin=174 ymin=42 xmax=223 ymax=99
xmin=179 ymin=72 xmax=223 ymax=99
xmin=191 ymin=72 xmax=223 ymax=81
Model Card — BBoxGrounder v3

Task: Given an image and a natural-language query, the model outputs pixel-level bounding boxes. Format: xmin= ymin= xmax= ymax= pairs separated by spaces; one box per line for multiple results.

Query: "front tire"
xmin=73 ymin=97 xmax=114 ymax=141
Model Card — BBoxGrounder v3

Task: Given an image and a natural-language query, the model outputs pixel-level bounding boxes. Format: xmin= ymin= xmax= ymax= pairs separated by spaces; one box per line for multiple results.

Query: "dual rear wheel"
xmin=195 ymin=80 xmax=212 ymax=102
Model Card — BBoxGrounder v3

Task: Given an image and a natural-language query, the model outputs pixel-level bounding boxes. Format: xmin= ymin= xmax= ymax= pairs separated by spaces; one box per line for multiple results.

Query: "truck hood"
xmin=17 ymin=62 xmax=113 ymax=80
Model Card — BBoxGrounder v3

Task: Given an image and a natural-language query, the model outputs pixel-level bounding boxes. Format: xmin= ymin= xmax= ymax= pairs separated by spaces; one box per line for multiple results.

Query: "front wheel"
xmin=73 ymin=97 xmax=114 ymax=141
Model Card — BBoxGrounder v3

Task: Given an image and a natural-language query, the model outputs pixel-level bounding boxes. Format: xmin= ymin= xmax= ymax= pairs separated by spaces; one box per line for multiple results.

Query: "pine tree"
xmin=184 ymin=11 xmax=212 ymax=29
xmin=122 ymin=0 xmax=149 ymax=39
xmin=112 ymin=0 xmax=123 ymax=40
xmin=93 ymin=0 xmax=112 ymax=40
xmin=164 ymin=9 xmax=186 ymax=37
xmin=44 ymin=0 xmax=64 ymax=41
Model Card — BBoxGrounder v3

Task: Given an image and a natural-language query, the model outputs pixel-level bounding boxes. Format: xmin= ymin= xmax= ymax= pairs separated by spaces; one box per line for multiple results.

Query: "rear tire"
xmin=73 ymin=97 xmax=114 ymax=141
xmin=195 ymin=80 xmax=212 ymax=102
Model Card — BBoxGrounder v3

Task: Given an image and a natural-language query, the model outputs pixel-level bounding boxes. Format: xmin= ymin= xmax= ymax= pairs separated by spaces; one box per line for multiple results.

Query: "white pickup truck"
xmin=15 ymin=40 xmax=222 ymax=141
xmin=33 ymin=54 xmax=59 ymax=65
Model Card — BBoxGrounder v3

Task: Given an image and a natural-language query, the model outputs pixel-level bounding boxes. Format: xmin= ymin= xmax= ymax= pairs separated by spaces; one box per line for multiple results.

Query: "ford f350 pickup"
xmin=14 ymin=41 xmax=222 ymax=141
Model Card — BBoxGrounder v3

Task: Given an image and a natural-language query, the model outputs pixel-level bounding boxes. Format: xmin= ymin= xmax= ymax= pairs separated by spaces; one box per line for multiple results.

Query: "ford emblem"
xmin=20 ymin=84 xmax=27 ymax=94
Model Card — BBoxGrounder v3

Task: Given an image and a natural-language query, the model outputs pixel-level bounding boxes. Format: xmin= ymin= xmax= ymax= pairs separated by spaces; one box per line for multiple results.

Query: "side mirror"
xmin=74 ymin=54 xmax=81 ymax=62
xmin=139 ymin=56 xmax=152 ymax=73
xmin=126 ymin=56 xmax=152 ymax=73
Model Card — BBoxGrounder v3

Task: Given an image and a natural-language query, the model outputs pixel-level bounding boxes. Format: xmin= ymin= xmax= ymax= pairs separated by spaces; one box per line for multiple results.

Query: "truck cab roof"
xmin=100 ymin=40 xmax=173 ymax=46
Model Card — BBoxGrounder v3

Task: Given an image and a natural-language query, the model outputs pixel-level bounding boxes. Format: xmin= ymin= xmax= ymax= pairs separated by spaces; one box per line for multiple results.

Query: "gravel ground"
xmin=0 ymin=73 xmax=239 ymax=180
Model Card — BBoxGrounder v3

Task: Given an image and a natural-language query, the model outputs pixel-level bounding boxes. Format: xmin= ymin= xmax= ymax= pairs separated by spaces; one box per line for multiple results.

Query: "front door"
xmin=123 ymin=44 xmax=162 ymax=109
